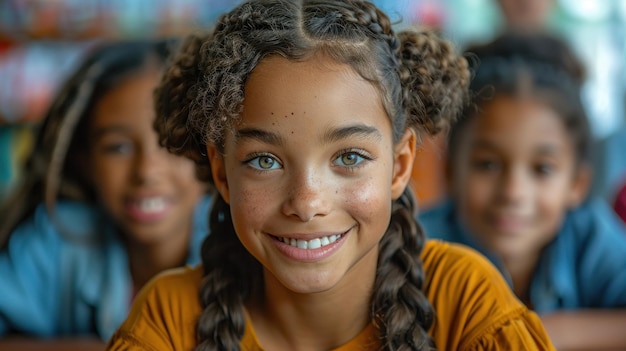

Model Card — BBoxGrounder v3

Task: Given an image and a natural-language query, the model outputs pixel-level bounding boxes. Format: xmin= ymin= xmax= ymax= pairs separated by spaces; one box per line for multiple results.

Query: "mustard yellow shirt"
xmin=107 ymin=240 xmax=555 ymax=350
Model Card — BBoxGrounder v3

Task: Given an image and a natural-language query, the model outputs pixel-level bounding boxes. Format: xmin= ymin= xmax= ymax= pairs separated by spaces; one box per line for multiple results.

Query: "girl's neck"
xmin=126 ymin=233 xmax=190 ymax=296
xmin=248 ymin=251 xmax=377 ymax=351
xmin=502 ymin=253 xmax=540 ymax=307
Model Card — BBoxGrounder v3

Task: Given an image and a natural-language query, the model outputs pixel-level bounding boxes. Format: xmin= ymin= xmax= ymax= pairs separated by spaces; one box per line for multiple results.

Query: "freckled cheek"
xmin=229 ymin=184 xmax=277 ymax=229
xmin=341 ymin=178 xmax=391 ymax=224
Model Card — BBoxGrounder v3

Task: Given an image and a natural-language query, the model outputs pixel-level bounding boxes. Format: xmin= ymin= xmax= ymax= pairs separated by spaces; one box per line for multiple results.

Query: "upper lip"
xmin=489 ymin=213 xmax=529 ymax=225
xmin=126 ymin=193 xmax=171 ymax=201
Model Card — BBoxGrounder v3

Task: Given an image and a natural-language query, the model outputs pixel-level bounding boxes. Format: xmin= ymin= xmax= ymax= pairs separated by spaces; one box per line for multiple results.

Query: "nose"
xmin=281 ymin=169 xmax=331 ymax=222
xmin=133 ymin=143 xmax=169 ymax=185
xmin=497 ymin=166 xmax=529 ymax=204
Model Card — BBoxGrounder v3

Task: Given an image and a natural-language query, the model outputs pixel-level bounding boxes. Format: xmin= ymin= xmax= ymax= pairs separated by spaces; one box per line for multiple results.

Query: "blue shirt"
xmin=419 ymin=198 xmax=626 ymax=313
xmin=0 ymin=195 xmax=211 ymax=340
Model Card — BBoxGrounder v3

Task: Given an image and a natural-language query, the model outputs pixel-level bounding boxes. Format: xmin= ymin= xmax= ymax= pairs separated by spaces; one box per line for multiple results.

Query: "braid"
xmin=372 ymin=188 xmax=436 ymax=351
xmin=195 ymin=196 xmax=262 ymax=351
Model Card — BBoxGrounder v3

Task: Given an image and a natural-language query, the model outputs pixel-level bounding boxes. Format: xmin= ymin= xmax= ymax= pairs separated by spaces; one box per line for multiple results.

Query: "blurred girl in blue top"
xmin=419 ymin=32 xmax=626 ymax=350
xmin=0 ymin=39 xmax=211 ymax=341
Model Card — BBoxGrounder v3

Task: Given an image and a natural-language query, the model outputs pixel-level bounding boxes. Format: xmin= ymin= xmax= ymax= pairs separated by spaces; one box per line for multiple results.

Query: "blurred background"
xmin=1 ymin=0 xmax=625 ymax=206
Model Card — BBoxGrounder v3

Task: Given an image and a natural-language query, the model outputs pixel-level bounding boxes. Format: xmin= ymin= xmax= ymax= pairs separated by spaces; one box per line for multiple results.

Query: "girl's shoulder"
xmin=6 ymin=199 xmax=108 ymax=251
xmin=29 ymin=200 xmax=105 ymax=238
xmin=421 ymin=240 xmax=512 ymax=296
xmin=107 ymin=265 xmax=204 ymax=350
xmin=567 ymin=198 xmax=626 ymax=238
xmin=421 ymin=240 xmax=555 ymax=350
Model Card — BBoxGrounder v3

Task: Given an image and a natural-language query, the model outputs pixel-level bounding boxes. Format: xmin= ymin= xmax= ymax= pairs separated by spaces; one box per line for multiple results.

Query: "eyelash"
xmin=332 ymin=148 xmax=373 ymax=170
xmin=243 ymin=152 xmax=282 ymax=172
xmin=100 ymin=141 xmax=133 ymax=155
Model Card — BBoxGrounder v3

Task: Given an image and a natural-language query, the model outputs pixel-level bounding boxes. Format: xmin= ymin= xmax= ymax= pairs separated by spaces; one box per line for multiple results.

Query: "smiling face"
xmin=88 ymin=69 xmax=206 ymax=247
xmin=449 ymin=95 xmax=588 ymax=260
xmin=208 ymin=55 xmax=415 ymax=295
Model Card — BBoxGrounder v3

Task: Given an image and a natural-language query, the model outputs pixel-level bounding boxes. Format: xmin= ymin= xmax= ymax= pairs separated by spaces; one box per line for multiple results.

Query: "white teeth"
xmin=280 ymin=234 xmax=341 ymax=249
xmin=138 ymin=197 xmax=166 ymax=213
xmin=308 ymin=238 xmax=321 ymax=249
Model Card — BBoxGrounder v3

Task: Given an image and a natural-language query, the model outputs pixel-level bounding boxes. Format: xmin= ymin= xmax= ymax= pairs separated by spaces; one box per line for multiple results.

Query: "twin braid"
xmin=338 ymin=0 xmax=399 ymax=52
xmin=195 ymin=196 xmax=262 ymax=351
xmin=372 ymin=188 xmax=436 ymax=350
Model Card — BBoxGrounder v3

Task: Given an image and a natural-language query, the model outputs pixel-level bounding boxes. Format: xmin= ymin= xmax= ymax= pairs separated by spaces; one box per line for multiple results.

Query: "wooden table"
xmin=0 ymin=336 xmax=106 ymax=351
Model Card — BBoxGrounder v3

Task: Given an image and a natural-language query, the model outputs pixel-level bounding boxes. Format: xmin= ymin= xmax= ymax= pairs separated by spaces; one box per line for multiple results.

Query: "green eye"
xmin=248 ymin=155 xmax=281 ymax=170
xmin=341 ymin=153 xmax=359 ymax=165
xmin=334 ymin=151 xmax=365 ymax=167
xmin=259 ymin=156 xmax=276 ymax=169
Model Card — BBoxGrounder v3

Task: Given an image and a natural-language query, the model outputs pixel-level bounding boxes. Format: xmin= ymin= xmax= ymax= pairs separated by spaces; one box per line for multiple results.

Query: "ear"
xmin=391 ymin=129 xmax=417 ymax=200
xmin=568 ymin=163 xmax=592 ymax=208
xmin=207 ymin=144 xmax=231 ymax=204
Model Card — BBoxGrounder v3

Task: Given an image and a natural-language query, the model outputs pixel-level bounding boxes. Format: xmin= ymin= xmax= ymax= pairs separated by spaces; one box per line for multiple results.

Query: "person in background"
xmin=0 ymin=39 xmax=211 ymax=343
xmin=107 ymin=1 xmax=555 ymax=350
xmin=420 ymin=32 xmax=626 ymax=350
xmin=591 ymin=121 xmax=626 ymax=205
xmin=495 ymin=0 xmax=555 ymax=33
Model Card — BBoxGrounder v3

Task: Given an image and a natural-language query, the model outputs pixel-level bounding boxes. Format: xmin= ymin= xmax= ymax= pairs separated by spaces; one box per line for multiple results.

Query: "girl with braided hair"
xmin=420 ymin=32 xmax=626 ymax=350
xmin=108 ymin=1 xmax=554 ymax=350
xmin=0 ymin=39 xmax=210 ymax=342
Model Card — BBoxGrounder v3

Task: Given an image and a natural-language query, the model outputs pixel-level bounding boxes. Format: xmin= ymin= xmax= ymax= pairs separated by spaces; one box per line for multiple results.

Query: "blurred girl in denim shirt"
xmin=420 ymin=32 xmax=626 ymax=350
xmin=0 ymin=39 xmax=211 ymax=341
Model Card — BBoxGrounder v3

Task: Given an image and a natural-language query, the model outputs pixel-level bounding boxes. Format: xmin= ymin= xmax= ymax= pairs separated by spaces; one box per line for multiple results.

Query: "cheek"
xmin=536 ymin=182 xmax=571 ymax=218
xmin=343 ymin=176 xmax=391 ymax=226
xmin=90 ymin=157 xmax=126 ymax=192
xmin=229 ymin=177 xmax=278 ymax=229
xmin=455 ymin=172 xmax=492 ymax=212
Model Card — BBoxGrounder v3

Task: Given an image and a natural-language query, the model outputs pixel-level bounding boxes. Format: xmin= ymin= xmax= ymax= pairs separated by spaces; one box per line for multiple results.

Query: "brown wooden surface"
xmin=0 ymin=336 xmax=105 ymax=351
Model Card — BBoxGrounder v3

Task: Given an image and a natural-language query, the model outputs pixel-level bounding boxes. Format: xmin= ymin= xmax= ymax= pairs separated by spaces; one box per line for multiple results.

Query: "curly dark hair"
xmin=154 ymin=1 xmax=470 ymax=350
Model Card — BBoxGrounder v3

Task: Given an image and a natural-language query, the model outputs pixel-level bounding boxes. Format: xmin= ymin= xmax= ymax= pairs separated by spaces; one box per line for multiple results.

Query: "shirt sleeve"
xmin=466 ymin=308 xmax=555 ymax=350
xmin=423 ymin=241 xmax=556 ymax=351
xmin=106 ymin=267 xmax=202 ymax=351
xmin=0 ymin=205 xmax=63 ymax=336
xmin=577 ymin=199 xmax=626 ymax=307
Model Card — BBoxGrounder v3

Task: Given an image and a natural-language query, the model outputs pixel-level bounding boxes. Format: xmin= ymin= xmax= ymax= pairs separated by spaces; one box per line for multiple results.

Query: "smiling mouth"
xmin=274 ymin=233 xmax=343 ymax=250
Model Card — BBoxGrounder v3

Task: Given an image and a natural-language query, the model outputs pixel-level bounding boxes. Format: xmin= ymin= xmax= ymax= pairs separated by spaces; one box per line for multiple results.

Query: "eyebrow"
xmin=235 ymin=124 xmax=382 ymax=146
xmin=235 ymin=128 xmax=285 ymax=146
xmin=471 ymin=140 xmax=562 ymax=155
xmin=91 ymin=125 xmax=131 ymax=139
xmin=322 ymin=124 xmax=382 ymax=144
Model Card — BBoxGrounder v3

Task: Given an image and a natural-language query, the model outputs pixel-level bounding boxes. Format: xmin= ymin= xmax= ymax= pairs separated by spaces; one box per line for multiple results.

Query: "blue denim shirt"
xmin=419 ymin=198 xmax=626 ymax=313
xmin=0 ymin=195 xmax=211 ymax=340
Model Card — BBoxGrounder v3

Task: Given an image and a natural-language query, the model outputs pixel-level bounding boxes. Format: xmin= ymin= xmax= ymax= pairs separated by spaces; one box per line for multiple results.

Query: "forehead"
xmin=465 ymin=95 xmax=572 ymax=153
xmin=237 ymin=55 xmax=389 ymax=134
xmin=90 ymin=70 xmax=159 ymax=130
